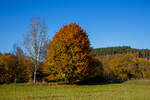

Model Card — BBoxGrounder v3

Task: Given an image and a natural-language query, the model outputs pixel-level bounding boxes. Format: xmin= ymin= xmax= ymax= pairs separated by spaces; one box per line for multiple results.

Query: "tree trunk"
xmin=33 ymin=65 xmax=37 ymax=84
xmin=33 ymin=70 xmax=36 ymax=84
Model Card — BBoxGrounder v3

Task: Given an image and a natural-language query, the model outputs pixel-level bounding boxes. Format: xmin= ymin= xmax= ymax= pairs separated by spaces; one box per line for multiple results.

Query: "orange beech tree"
xmin=43 ymin=23 xmax=95 ymax=83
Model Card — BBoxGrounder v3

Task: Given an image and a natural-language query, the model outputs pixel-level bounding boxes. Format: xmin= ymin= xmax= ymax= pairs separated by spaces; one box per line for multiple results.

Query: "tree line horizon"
xmin=1 ymin=18 xmax=150 ymax=84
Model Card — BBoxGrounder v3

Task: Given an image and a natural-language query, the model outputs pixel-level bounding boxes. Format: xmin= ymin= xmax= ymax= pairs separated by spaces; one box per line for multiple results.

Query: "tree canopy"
xmin=43 ymin=23 xmax=95 ymax=83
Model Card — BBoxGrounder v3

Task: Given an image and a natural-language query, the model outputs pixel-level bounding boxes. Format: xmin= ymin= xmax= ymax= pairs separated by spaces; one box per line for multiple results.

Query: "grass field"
xmin=0 ymin=80 xmax=150 ymax=100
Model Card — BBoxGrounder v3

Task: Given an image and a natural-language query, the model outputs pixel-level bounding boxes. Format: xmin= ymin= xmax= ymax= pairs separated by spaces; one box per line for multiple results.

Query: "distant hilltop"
xmin=92 ymin=46 xmax=150 ymax=59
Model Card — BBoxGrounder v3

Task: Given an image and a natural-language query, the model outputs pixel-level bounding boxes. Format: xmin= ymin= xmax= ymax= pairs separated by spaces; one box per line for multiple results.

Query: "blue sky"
xmin=0 ymin=0 xmax=150 ymax=53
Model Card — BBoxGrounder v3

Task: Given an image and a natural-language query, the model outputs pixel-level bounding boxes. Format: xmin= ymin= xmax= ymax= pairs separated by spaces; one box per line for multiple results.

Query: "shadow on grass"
xmin=74 ymin=80 xmax=125 ymax=85
xmin=57 ymin=77 xmax=126 ymax=85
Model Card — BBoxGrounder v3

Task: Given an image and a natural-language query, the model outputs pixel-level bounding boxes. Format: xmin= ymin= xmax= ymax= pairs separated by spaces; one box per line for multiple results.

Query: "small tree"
xmin=109 ymin=54 xmax=134 ymax=81
xmin=0 ymin=54 xmax=14 ymax=83
xmin=23 ymin=18 xmax=49 ymax=83
xmin=43 ymin=23 xmax=95 ymax=83
xmin=13 ymin=45 xmax=33 ymax=82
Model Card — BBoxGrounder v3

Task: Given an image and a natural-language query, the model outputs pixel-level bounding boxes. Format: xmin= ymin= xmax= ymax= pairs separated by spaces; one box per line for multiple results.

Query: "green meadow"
xmin=0 ymin=80 xmax=150 ymax=100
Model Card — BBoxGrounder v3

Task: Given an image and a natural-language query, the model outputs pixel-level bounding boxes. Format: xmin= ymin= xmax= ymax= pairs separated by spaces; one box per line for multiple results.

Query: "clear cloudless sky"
xmin=0 ymin=0 xmax=150 ymax=53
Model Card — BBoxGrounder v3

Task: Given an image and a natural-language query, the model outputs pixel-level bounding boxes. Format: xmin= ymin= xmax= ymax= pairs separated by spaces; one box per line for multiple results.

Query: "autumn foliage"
xmin=95 ymin=54 xmax=150 ymax=82
xmin=43 ymin=23 xmax=95 ymax=83
xmin=0 ymin=54 xmax=32 ymax=83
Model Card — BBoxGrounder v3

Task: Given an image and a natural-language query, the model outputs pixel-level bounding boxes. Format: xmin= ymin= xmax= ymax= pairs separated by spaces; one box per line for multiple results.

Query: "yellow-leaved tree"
xmin=43 ymin=23 xmax=95 ymax=83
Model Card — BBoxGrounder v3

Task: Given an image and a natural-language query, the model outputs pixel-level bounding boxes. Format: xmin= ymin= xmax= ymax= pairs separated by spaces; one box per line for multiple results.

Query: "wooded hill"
xmin=92 ymin=46 xmax=150 ymax=59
